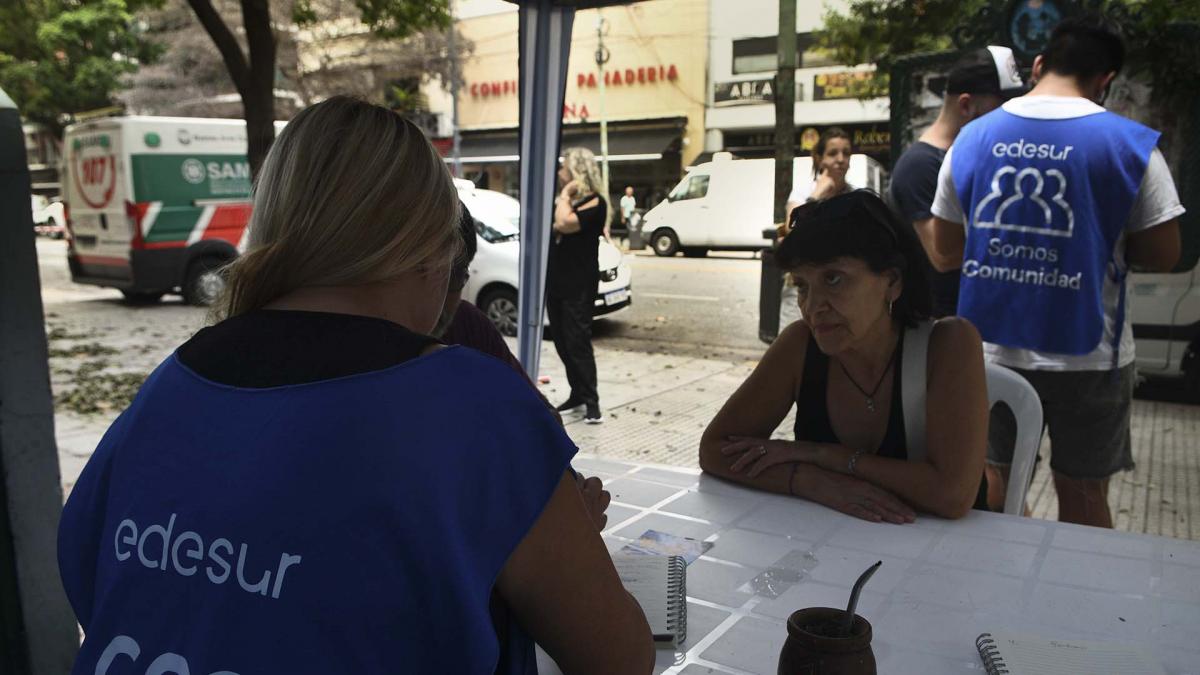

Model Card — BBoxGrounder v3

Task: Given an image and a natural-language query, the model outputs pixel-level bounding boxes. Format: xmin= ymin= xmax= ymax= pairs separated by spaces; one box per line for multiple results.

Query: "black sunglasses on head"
xmin=787 ymin=189 xmax=898 ymax=245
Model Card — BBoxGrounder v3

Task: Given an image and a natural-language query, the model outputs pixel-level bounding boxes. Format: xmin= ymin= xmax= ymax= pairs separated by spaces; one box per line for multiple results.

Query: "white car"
xmin=32 ymin=194 xmax=65 ymax=238
xmin=456 ymin=179 xmax=632 ymax=336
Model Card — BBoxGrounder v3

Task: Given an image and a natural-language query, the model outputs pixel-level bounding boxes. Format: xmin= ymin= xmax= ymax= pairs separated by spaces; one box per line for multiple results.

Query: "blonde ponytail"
xmin=213 ymin=96 xmax=461 ymax=321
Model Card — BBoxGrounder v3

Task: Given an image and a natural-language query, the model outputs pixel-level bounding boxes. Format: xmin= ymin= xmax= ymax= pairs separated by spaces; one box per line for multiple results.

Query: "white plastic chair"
xmin=985 ymin=363 xmax=1043 ymax=515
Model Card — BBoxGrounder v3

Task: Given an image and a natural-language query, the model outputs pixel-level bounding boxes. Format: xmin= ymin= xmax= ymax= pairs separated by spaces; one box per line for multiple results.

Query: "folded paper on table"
xmin=618 ymin=529 xmax=712 ymax=564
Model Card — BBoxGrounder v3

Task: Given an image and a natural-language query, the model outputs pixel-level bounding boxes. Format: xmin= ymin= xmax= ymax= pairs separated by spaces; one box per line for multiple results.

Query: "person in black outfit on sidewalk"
xmin=547 ymin=147 xmax=609 ymax=424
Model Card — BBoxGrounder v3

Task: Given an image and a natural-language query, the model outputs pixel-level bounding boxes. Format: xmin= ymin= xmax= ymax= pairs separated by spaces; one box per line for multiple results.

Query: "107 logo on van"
xmin=72 ymin=134 xmax=117 ymax=209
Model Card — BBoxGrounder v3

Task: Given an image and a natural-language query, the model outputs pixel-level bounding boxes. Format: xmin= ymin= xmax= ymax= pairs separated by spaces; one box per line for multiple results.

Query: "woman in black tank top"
xmin=699 ymin=191 xmax=990 ymax=522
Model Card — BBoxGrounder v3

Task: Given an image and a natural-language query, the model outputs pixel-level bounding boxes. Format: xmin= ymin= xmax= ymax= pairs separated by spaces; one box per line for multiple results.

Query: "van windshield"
xmin=669 ymin=174 xmax=710 ymax=201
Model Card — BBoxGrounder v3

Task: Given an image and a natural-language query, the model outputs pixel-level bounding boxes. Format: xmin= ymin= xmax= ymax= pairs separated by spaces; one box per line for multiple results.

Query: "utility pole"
xmin=595 ymin=13 xmax=611 ymax=200
xmin=773 ymin=3 xmax=796 ymax=227
xmin=758 ymin=0 xmax=796 ymax=343
xmin=448 ymin=3 xmax=462 ymax=178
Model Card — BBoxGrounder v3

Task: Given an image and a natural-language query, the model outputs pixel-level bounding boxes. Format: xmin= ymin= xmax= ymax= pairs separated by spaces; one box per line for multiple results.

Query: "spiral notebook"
xmin=612 ymin=555 xmax=687 ymax=648
xmin=976 ymin=631 xmax=1166 ymax=675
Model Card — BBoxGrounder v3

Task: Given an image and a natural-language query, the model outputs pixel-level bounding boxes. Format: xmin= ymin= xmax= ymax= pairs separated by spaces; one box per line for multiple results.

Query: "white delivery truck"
xmin=639 ymin=152 xmax=884 ymax=257
xmin=63 ymin=116 xmax=285 ymax=304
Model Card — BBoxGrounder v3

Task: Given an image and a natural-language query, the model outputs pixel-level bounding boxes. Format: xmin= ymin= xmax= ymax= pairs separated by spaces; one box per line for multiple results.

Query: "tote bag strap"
xmin=901 ymin=321 xmax=934 ymax=463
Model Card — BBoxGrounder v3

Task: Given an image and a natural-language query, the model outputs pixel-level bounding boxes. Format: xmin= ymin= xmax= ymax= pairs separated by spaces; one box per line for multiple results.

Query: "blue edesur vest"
xmin=952 ymin=108 xmax=1159 ymax=356
xmin=58 ymin=347 xmax=574 ymax=675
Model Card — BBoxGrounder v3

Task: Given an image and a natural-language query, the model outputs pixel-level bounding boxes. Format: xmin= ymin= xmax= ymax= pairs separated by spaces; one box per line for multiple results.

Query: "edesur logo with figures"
xmin=964 ymin=140 xmax=1083 ymax=290
xmin=73 ymin=134 xmax=117 ymax=209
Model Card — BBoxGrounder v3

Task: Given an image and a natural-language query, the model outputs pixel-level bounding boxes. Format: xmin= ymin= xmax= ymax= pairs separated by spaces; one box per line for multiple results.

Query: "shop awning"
xmin=447 ymin=117 xmax=685 ymax=164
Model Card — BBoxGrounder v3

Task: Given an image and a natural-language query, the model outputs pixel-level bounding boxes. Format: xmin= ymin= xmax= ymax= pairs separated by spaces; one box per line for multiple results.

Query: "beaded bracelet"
xmin=847 ymin=449 xmax=869 ymax=476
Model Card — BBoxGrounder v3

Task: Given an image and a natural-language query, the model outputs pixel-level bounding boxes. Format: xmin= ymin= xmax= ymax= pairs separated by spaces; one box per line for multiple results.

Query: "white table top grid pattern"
xmin=565 ymin=456 xmax=1200 ymax=675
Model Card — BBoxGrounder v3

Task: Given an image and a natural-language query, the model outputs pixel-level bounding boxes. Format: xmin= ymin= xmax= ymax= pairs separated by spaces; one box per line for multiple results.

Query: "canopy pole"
xmin=516 ymin=1 xmax=575 ymax=378
xmin=0 ymin=87 xmax=79 ymax=675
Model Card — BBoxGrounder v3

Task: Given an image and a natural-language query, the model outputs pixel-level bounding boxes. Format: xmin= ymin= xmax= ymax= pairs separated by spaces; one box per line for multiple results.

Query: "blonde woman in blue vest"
xmin=700 ymin=190 xmax=989 ymax=521
xmin=58 ymin=97 xmax=653 ymax=675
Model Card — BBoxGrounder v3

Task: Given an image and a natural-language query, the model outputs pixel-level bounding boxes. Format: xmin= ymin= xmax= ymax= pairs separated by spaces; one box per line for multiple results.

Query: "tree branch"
xmin=240 ymin=0 xmax=275 ymax=91
xmin=185 ymin=0 xmax=250 ymax=94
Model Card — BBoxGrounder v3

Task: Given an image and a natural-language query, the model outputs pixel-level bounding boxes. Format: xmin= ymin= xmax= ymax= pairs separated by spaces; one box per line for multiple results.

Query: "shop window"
xmin=670 ymin=174 xmax=710 ymax=201
xmin=731 ymin=33 xmax=835 ymax=74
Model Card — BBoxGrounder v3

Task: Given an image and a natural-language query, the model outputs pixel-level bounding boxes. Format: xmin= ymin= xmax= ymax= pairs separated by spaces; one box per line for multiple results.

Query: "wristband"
xmin=847 ymin=449 xmax=868 ymax=476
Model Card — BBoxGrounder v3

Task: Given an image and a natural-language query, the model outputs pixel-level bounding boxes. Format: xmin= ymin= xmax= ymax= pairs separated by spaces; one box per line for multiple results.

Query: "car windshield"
xmin=464 ymin=190 xmax=521 ymax=243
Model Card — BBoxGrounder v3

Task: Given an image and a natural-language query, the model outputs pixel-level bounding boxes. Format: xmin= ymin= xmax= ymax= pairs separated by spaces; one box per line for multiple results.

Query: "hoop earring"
xmin=888 ymin=299 xmax=895 ymax=317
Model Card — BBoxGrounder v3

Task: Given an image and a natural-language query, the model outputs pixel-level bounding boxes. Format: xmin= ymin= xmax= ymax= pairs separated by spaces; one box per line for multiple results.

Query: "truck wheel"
xmin=682 ymin=247 xmax=707 ymax=258
xmin=120 ymin=290 xmax=163 ymax=305
xmin=479 ymin=287 xmax=519 ymax=337
xmin=651 ymin=229 xmax=680 ymax=257
xmin=183 ymin=256 xmax=228 ymax=306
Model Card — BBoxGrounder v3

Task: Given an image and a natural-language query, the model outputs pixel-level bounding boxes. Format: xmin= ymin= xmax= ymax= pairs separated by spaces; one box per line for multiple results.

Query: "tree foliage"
xmin=0 ymin=0 xmax=164 ymax=131
xmin=294 ymin=0 xmax=450 ymax=39
xmin=282 ymin=0 xmax=466 ymax=112
xmin=120 ymin=0 xmax=247 ymax=117
xmin=180 ymin=0 xmax=452 ymax=176
xmin=817 ymin=0 xmax=1200 ymax=102
xmin=818 ymin=0 xmax=989 ymax=79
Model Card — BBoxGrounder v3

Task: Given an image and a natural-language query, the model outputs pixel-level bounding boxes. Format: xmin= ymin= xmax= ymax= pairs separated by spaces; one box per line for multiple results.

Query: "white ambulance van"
xmin=63 ymin=116 xmax=285 ymax=304
xmin=638 ymin=152 xmax=884 ymax=257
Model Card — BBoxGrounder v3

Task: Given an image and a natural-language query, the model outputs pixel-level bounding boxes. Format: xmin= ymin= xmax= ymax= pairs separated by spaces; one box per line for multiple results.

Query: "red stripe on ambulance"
xmin=200 ymin=203 xmax=252 ymax=247
xmin=74 ymin=254 xmax=130 ymax=268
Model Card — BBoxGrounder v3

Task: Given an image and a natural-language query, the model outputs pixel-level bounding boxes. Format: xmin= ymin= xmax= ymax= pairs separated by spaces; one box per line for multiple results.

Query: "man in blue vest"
xmin=927 ymin=14 xmax=1183 ymax=528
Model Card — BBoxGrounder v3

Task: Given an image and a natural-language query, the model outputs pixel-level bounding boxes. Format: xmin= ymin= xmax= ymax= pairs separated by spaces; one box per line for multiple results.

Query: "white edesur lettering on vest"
xmin=207 ymin=538 xmax=233 ymax=584
xmin=113 ymin=515 xmax=302 ymax=599
xmin=94 ymin=634 xmax=240 ymax=675
xmin=991 ymin=139 xmax=1074 ymax=161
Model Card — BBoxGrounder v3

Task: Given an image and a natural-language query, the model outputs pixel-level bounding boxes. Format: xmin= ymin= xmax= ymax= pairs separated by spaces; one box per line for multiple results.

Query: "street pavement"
xmin=35 ymin=238 xmax=1200 ymax=540
xmin=593 ymin=249 xmax=764 ymax=354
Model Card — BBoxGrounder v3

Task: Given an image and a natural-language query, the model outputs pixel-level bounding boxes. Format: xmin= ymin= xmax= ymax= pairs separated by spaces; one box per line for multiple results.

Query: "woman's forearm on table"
xmin=818 ymin=448 xmax=977 ymax=518
xmin=699 ymin=440 xmax=827 ymax=498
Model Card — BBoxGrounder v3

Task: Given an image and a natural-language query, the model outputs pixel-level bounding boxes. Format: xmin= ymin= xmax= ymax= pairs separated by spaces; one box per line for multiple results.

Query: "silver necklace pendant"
xmin=866 ymin=398 xmax=876 ymax=412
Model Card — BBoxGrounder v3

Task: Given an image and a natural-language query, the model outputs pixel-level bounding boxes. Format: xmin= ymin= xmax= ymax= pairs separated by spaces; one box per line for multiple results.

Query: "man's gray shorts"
xmin=988 ymin=364 xmax=1135 ymax=480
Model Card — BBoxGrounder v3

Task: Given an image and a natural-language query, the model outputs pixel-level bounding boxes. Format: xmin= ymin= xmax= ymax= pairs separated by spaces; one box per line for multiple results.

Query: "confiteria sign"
xmin=469 ymin=64 xmax=680 ymax=98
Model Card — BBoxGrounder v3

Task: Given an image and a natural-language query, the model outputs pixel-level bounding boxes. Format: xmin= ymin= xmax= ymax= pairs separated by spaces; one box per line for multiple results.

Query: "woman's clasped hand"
xmin=720 ymin=436 xmax=917 ymax=524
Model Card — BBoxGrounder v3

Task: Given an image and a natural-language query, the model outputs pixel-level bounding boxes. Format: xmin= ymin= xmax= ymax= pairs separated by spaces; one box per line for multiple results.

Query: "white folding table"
xmin=537 ymin=455 xmax=1200 ymax=675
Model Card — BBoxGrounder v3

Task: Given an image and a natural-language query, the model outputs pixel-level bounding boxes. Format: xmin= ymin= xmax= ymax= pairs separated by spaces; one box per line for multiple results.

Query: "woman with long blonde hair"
xmin=547 ymin=147 xmax=610 ymax=423
xmin=58 ymin=98 xmax=652 ymax=675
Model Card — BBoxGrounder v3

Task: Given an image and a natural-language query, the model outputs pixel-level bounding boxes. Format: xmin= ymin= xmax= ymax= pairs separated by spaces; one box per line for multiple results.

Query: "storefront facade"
xmin=704 ymin=0 xmax=892 ymax=167
xmin=424 ymin=0 xmax=709 ymax=208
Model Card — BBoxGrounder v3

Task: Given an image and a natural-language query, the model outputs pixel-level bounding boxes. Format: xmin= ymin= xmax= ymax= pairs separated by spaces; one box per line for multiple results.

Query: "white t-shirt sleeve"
xmin=930 ymin=145 xmax=966 ymax=224
xmin=1127 ymin=148 xmax=1186 ymax=232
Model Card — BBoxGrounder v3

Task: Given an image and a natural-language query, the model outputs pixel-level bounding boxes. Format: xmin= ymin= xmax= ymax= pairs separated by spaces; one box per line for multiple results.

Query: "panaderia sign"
xmin=468 ymin=64 xmax=681 ymax=98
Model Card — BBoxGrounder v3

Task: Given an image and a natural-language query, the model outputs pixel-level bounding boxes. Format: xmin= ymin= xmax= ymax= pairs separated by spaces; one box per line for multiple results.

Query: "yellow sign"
xmin=812 ymin=71 xmax=887 ymax=100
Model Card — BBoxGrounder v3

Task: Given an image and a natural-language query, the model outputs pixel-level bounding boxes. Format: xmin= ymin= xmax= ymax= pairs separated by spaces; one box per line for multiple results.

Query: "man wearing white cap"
xmin=927 ymin=15 xmax=1183 ymax=528
xmin=893 ymin=45 xmax=1026 ymax=319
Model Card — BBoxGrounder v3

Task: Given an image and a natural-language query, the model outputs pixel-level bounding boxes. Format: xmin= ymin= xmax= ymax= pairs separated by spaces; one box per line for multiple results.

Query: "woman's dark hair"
xmin=777 ymin=190 xmax=933 ymax=327
xmin=456 ymin=200 xmax=477 ymax=264
xmin=811 ymin=127 xmax=852 ymax=179
xmin=448 ymin=200 xmax=476 ymax=290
